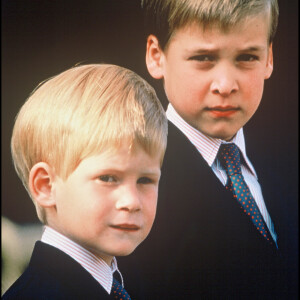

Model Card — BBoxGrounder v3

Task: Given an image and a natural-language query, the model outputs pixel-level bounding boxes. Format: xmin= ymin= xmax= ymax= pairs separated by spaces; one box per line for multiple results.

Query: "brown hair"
xmin=142 ymin=0 xmax=279 ymax=50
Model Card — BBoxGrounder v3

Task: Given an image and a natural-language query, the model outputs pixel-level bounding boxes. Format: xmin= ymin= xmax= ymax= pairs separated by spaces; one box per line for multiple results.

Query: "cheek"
xmin=166 ymin=78 xmax=205 ymax=114
xmin=243 ymin=77 xmax=265 ymax=113
xmin=54 ymin=184 xmax=76 ymax=214
xmin=143 ymin=190 xmax=158 ymax=222
xmin=66 ymin=185 xmax=110 ymax=219
xmin=164 ymin=61 xmax=195 ymax=96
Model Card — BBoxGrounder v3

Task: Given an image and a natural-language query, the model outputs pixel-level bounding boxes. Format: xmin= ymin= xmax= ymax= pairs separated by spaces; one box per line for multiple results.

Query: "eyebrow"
xmin=239 ymin=46 xmax=266 ymax=52
xmin=94 ymin=167 xmax=161 ymax=176
xmin=142 ymin=169 xmax=161 ymax=176
xmin=186 ymin=45 xmax=266 ymax=54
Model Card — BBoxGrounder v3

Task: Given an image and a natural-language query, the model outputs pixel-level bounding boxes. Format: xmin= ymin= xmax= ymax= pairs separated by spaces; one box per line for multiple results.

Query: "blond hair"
xmin=11 ymin=64 xmax=167 ymax=223
xmin=141 ymin=0 xmax=279 ymax=49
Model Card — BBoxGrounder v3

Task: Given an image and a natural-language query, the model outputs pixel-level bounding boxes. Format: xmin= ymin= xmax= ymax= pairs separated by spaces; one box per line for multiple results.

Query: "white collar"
xmin=41 ymin=226 xmax=124 ymax=294
xmin=166 ymin=103 xmax=257 ymax=177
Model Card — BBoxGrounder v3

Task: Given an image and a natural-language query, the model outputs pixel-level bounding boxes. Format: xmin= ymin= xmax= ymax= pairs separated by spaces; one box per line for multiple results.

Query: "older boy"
xmin=119 ymin=0 xmax=297 ymax=299
xmin=3 ymin=64 xmax=167 ymax=299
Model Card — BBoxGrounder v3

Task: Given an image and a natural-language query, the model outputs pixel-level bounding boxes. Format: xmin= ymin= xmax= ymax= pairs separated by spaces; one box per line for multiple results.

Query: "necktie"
xmin=112 ymin=278 xmax=131 ymax=300
xmin=218 ymin=143 xmax=274 ymax=245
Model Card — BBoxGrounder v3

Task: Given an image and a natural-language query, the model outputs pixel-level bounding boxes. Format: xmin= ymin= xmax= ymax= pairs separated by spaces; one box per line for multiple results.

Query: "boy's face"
xmin=50 ymin=143 xmax=161 ymax=265
xmin=147 ymin=14 xmax=273 ymax=141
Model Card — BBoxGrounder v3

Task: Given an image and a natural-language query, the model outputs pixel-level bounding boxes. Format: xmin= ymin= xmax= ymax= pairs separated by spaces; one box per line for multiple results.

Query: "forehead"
xmin=167 ymin=13 xmax=271 ymax=51
xmin=83 ymin=140 xmax=162 ymax=165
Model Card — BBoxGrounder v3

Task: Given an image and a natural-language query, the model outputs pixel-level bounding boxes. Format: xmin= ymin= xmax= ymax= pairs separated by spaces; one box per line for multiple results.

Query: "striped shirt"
xmin=166 ymin=104 xmax=277 ymax=244
xmin=41 ymin=226 xmax=124 ymax=294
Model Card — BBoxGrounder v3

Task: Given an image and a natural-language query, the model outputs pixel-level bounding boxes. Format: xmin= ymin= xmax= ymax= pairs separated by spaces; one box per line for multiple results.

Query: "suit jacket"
xmin=2 ymin=241 xmax=116 ymax=299
xmin=119 ymin=122 xmax=298 ymax=299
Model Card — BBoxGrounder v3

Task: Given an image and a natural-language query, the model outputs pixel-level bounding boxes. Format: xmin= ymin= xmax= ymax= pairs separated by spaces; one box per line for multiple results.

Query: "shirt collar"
xmin=41 ymin=226 xmax=122 ymax=294
xmin=166 ymin=103 xmax=257 ymax=177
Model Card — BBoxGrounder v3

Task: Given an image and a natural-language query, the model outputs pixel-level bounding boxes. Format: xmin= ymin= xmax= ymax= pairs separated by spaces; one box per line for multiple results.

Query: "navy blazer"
xmin=3 ymin=241 xmax=116 ymax=299
xmin=119 ymin=122 xmax=298 ymax=299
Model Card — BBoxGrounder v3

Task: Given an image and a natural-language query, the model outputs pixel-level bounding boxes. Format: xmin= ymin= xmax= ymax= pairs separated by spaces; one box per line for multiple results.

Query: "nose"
xmin=115 ymin=185 xmax=142 ymax=212
xmin=210 ymin=64 xmax=238 ymax=97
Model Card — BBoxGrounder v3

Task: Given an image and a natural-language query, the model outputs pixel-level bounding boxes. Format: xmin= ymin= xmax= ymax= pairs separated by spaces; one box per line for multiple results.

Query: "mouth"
xmin=110 ymin=224 xmax=140 ymax=232
xmin=206 ymin=106 xmax=240 ymax=117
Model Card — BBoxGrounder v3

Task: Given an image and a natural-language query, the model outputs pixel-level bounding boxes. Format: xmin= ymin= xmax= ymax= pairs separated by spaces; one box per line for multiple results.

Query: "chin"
xmin=208 ymin=128 xmax=238 ymax=141
xmin=111 ymin=243 xmax=140 ymax=257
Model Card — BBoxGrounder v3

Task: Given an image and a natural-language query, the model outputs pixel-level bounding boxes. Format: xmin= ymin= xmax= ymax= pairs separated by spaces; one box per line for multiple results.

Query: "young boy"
xmin=119 ymin=0 xmax=297 ymax=299
xmin=3 ymin=64 xmax=167 ymax=299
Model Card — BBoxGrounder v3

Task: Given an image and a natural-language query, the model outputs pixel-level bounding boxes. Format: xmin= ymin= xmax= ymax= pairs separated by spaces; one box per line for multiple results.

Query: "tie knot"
xmin=218 ymin=143 xmax=242 ymax=176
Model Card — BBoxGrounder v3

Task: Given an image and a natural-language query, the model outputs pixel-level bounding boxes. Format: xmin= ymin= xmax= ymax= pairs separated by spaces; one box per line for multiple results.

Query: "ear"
xmin=146 ymin=35 xmax=165 ymax=79
xmin=264 ymin=43 xmax=273 ymax=79
xmin=29 ymin=162 xmax=56 ymax=208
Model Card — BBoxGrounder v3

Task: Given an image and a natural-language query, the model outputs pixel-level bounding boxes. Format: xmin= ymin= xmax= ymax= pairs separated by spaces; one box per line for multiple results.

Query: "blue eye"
xmin=137 ymin=177 xmax=153 ymax=184
xmin=190 ymin=55 xmax=215 ymax=62
xmin=99 ymin=175 xmax=116 ymax=183
xmin=237 ymin=54 xmax=259 ymax=62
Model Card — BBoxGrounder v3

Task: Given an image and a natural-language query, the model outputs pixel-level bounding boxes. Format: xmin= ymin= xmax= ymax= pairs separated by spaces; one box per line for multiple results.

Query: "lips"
xmin=207 ymin=106 xmax=239 ymax=117
xmin=110 ymin=224 xmax=140 ymax=231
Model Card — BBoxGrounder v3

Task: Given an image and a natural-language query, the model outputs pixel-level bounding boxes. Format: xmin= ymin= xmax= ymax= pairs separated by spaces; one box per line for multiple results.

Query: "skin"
xmin=146 ymin=14 xmax=273 ymax=141
xmin=31 ymin=143 xmax=161 ymax=266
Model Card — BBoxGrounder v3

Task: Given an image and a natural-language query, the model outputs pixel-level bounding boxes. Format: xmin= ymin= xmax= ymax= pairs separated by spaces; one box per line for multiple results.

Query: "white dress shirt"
xmin=41 ymin=226 xmax=124 ymax=294
xmin=166 ymin=104 xmax=277 ymax=244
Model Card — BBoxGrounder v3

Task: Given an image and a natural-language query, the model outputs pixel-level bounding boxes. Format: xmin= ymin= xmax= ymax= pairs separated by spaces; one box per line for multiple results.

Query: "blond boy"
xmin=3 ymin=64 xmax=167 ymax=299
xmin=119 ymin=0 xmax=297 ymax=299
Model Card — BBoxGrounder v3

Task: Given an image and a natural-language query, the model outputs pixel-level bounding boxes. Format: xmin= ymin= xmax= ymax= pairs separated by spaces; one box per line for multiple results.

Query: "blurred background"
xmin=2 ymin=0 xmax=298 ymax=295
